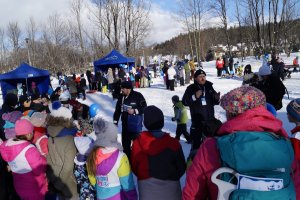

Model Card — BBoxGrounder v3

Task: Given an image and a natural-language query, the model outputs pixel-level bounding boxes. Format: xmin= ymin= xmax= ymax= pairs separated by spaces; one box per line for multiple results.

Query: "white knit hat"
xmin=258 ymin=64 xmax=271 ymax=76
xmin=49 ymin=101 xmax=72 ymax=119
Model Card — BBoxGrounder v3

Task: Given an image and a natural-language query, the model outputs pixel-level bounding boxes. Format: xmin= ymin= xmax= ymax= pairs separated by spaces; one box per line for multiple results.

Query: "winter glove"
xmin=171 ymin=117 xmax=176 ymax=121
xmin=213 ymin=92 xmax=221 ymax=102
xmin=113 ymin=120 xmax=118 ymax=126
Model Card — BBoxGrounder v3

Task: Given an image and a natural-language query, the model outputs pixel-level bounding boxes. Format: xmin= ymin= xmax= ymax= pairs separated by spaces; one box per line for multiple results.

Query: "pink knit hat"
xmin=15 ymin=119 xmax=34 ymax=136
xmin=220 ymin=86 xmax=266 ymax=115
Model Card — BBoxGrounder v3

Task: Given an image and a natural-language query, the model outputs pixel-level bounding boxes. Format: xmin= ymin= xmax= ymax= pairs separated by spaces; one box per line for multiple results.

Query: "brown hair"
xmin=14 ymin=135 xmax=29 ymax=141
xmin=86 ymin=146 xmax=100 ymax=177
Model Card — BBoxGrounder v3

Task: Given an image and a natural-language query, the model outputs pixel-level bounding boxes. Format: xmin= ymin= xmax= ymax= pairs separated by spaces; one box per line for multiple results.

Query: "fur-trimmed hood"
xmin=47 ymin=115 xmax=74 ymax=137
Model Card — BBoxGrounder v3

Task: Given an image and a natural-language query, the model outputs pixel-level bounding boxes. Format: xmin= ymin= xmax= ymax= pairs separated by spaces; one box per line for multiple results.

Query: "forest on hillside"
xmin=152 ymin=0 xmax=300 ymax=62
xmin=152 ymin=19 xmax=300 ymax=61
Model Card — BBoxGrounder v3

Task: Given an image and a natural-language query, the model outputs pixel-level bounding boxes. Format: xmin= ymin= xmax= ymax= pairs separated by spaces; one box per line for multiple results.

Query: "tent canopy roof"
xmin=94 ymin=49 xmax=135 ymax=67
xmin=0 ymin=63 xmax=49 ymax=80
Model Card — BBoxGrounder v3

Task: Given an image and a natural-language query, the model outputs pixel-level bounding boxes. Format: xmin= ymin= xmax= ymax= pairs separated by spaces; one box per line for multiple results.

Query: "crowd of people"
xmin=0 ymin=56 xmax=299 ymax=200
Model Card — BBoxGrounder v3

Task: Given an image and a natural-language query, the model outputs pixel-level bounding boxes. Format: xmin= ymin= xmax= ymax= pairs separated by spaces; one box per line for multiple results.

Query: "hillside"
xmin=152 ymin=19 xmax=300 ymax=61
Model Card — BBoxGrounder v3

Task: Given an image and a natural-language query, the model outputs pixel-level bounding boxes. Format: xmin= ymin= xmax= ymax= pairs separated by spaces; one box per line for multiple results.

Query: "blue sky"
xmin=152 ymin=0 xmax=178 ymax=11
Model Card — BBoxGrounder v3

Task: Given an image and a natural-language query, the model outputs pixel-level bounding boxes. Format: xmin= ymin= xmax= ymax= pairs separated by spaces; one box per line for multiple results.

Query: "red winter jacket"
xmin=182 ymin=106 xmax=300 ymax=200
xmin=291 ymin=126 xmax=300 ymax=200
xmin=32 ymin=127 xmax=48 ymax=156
xmin=216 ymin=60 xmax=224 ymax=69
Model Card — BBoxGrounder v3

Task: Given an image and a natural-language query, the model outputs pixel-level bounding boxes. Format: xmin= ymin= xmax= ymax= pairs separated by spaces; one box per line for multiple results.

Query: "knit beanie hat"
xmin=258 ymin=63 xmax=271 ymax=76
xmin=2 ymin=111 xmax=23 ymax=123
xmin=5 ymin=93 xmax=18 ymax=107
xmin=172 ymin=95 xmax=180 ymax=103
xmin=121 ymin=81 xmax=133 ymax=89
xmin=287 ymin=98 xmax=300 ymax=122
xmin=194 ymin=69 xmax=206 ymax=78
xmin=143 ymin=105 xmax=164 ymax=130
xmin=93 ymin=117 xmax=123 ymax=150
xmin=15 ymin=119 xmax=34 ymax=136
xmin=220 ymin=86 xmax=266 ymax=115
xmin=49 ymin=101 xmax=72 ymax=119
xmin=29 ymin=112 xmax=48 ymax=127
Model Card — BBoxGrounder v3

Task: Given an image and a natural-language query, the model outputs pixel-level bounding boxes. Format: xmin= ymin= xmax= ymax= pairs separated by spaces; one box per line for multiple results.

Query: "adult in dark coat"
xmin=257 ymin=64 xmax=286 ymax=111
xmin=86 ymin=70 xmax=92 ymax=90
xmin=79 ymin=74 xmax=87 ymax=100
xmin=223 ymin=55 xmax=229 ymax=74
xmin=118 ymin=68 xmax=126 ymax=81
xmin=162 ymin=61 xmax=170 ymax=89
xmin=113 ymin=81 xmax=147 ymax=160
xmin=272 ymin=58 xmax=285 ymax=80
xmin=50 ymin=87 xmax=62 ymax=102
xmin=229 ymin=56 xmax=234 ymax=73
xmin=182 ymin=69 xmax=221 ymax=153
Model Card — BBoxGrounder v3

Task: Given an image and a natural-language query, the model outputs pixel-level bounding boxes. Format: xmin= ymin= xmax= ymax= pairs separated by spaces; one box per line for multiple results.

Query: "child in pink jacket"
xmin=0 ymin=119 xmax=48 ymax=200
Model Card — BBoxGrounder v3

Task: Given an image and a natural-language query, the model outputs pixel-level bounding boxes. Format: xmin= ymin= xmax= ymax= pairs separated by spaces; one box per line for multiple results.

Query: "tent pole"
xmin=26 ymin=78 xmax=28 ymax=95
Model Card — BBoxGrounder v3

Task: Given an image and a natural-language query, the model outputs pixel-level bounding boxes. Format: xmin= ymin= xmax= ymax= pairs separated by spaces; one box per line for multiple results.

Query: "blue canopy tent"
xmin=93 ymin=49 xmax=135 ymax=72
xmin=0 ymin=63 xmax=50 ymax=98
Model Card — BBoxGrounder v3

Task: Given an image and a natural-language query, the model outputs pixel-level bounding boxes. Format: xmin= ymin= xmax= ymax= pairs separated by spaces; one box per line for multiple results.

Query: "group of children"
xmin=0 ymin=92 xmax=189 ymax=200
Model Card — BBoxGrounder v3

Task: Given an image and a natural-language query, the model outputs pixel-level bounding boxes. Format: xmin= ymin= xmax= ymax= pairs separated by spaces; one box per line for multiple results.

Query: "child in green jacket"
xmin=172 ymin=95 xmax=191 ymax=143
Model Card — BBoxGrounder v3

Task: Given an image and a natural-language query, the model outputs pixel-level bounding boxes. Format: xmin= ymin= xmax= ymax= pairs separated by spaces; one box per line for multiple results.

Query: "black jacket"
xmin=182 ymin=81 xmax=219 ymax=124
xmin=256 ymin=75 xmax=286 ymax=110
xmin=113 ymin=90 xmax=147 ymax=126
xmin=80 ymin=78 xmax=87 ymax=89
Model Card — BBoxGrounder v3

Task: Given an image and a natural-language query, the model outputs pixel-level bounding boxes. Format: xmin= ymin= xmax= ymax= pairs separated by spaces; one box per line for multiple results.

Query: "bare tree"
xmin=26 ymin=17 xmax=38 ymax=65
xmin=270 ymin=0 xmax=299 ymax=52
xmin=261 ymin=0 xmax=266 ymax=48
xmin=89 ymin=0 xmax=122 ymax=50
xmin=7 ymin=21 xmax=22 ymax=65
xmin=178 ymin=0 xmax=208 ymax=61
xmin=41 ymin=14 xmax=70 ymax=73
xmin=211 ymin=0 xmax=231 ymax=56
xmin=123 ymin=0 xmax=150 ymax=56
xmin=70 ymin=0 xmax=87 ymax=65
xmin=178 ymin=0 xmax=195 ymax=58
xmin=0 ymin=28 xmax=8 ymax=70
xmin=234 ymin=0 xmax=245 ymax=61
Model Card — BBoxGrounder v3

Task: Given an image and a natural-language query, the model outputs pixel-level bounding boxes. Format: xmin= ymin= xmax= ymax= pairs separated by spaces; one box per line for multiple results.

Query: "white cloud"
xmin=0 ymin=0 xmax=71 ymax=30
xmin=144 ymin=3 xmax=185 ymax=45
xmin=0 ymin=0 xmax=226 ymax=46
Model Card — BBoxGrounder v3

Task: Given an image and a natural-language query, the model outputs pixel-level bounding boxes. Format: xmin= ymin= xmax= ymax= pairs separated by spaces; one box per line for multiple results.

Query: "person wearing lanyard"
xmin=182 ymin=69 xmax=221 ymax=160
xmin=113 ymin=81 xmax=147 ymax=160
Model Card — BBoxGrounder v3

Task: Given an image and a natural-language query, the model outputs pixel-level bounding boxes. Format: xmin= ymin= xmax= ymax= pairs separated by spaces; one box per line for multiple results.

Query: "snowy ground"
xmin=0 ymin=53 xmax=299 ymax=188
